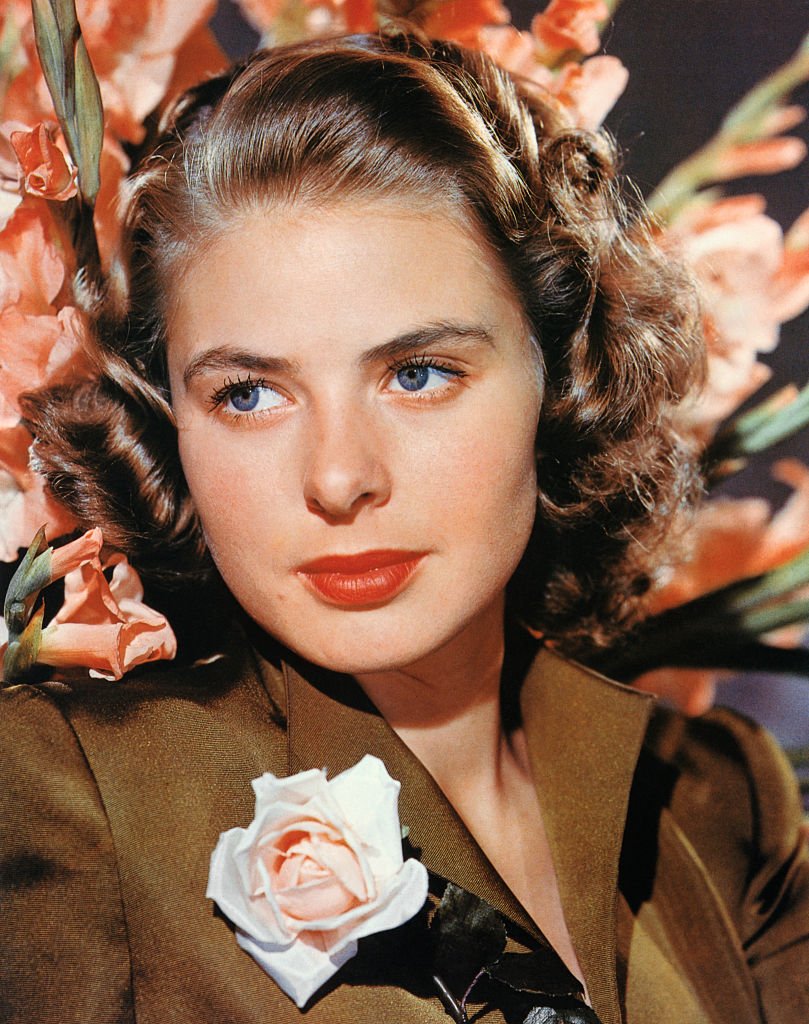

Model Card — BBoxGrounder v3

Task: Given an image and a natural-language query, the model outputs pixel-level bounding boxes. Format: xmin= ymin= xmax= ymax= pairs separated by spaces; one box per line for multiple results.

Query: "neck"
xmin=354 ymin=598 xmax=531 ymax=798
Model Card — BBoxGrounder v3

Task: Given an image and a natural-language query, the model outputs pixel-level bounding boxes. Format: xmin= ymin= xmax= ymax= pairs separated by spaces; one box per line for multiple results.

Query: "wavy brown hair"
xmin=24 ymin=31 xmax=704 ymax=659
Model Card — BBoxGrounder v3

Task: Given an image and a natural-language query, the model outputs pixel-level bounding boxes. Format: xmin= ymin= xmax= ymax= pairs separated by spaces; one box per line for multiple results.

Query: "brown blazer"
xmin=1 ymin=626 xmax=807 ymax=1023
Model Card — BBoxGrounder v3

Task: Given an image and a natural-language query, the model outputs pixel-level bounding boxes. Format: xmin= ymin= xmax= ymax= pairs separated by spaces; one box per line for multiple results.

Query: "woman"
xmin=1 ymin=30 xmax=807 ymax=1024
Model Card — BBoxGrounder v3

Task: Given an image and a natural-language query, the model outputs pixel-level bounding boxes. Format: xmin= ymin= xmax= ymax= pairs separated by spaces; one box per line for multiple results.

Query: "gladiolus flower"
xmin=10 ymin=122 xmax=78 ymax=201
xmin=715 ymin=137 xmax=807 ymax=181
xmin=478 ymin=26 xmax=626 ymax=129
xmin=0 ymin=304 xmax=91 ymax=428
xmin=0 ymin=202 xmax=65 ymax=315
xmin=47 ymin=526 xmax=104 ymax=581
xmin=666 ymin=195 xmax=809 ymax=438
xmin=531 ymin=0 xmax=608 ymax=61
xmin=421 ymin=1 xmax=510 ymax=49
xmin=552 ymin=56 xmax=629 ymax=130
xmin=645 ymin=459 xmax=809 ymax=615
xmin=0 ymin=425 xmax=76 ymax=562
xmin=38 ymin=551 xmax=177 ymax=680
xmin=3 ymin=0 xmax=222 ymax=144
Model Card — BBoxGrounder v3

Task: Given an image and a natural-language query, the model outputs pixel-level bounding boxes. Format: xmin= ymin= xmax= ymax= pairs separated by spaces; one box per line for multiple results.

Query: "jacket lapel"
xmin=519 ymin=648 xmax=655 ymax=1024
xmin=273 ymin=643 xmax=660 ymax=1024
xmin=282 ymin=660 xmax=542 ymax=939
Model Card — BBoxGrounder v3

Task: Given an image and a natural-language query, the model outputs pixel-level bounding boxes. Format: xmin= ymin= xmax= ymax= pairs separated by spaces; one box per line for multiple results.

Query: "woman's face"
xmin=167 ymin=201 xmax=541 ymax=674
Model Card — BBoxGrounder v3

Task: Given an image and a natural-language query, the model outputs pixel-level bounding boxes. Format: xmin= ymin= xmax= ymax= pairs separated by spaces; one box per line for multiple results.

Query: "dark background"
xmin=209 ymin=0 xmax=809 ymax=747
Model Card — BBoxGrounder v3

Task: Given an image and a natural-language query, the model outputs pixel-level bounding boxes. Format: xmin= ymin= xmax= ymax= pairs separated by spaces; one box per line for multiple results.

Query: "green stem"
xmin=705 ymin=379 xmax=809 ymax=483
xmin=648 ymin=32 xmax=809 ymax=223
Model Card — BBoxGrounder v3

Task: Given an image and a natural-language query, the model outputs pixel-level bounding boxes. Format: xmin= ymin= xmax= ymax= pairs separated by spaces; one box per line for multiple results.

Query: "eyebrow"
xmin=182 ymin=349 xmax=298 ymax=390
xmin=181 ymin=321 xmax=495 ymax=390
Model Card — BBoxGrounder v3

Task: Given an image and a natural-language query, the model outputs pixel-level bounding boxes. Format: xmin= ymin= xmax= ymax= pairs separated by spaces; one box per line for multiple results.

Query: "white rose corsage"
xmin=206 ymin=754 xmax=429 ymax=1007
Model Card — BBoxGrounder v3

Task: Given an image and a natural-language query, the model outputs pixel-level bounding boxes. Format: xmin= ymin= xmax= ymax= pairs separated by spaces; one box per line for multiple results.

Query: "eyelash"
xmin=206 ymin=356 xmax=467 ymax=418
xmin=207 ymin=374 xmax=273 ymax=411
xmin=386 ymin=353 xmax=467 ymax=392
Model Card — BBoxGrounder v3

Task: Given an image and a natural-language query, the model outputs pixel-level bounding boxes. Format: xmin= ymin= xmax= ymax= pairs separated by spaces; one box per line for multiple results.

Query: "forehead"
xmin=166 ymin=199 xmax=528 ymax=365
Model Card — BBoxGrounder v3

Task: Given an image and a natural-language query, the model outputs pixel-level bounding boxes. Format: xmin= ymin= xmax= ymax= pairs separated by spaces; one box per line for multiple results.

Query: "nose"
xmin=302 ymin=402 xmax=392 ymax=521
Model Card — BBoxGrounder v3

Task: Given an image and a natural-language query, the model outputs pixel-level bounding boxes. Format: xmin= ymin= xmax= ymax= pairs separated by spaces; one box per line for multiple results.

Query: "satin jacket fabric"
xmin=1 ymin=628 xmax=807 ymax=1024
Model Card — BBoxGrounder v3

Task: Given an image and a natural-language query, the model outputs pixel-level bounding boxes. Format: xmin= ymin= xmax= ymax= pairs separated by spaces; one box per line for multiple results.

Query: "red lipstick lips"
xmin=296 ymin=549 xmax=426 ymax=607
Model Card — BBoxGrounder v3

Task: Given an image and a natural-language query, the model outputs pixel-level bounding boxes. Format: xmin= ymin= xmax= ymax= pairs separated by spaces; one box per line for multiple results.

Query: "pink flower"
xmin=634 ymin=459 xmax=809 ymax=714
xmin=666 ymin=195 xmax=809 ymax=438
xmin=645 ymin=459 xmax=809 ymax=616
xmin=478 ymin=26 xmax=627 ymax=129
xmin=551 ymin=55 xmax=628 ymax=129
xmin=0 ymin=424 xmax=76 ymax=561
xmin=421 ymin=0 xmax=510 ymax=48
xmin=0 ymin=201 xmax=65 ymax=315
xmin=531 ymin=0 xmax=608 ymax=60
xmin=715 ymin=137 xmax=806 ymax=180
xmin=633 ymin=667 xmax=721 ymax=717
xmin=46 ymin=525 xmax=103 ymax=579
xmin=38 ymin=550 xmax=177 ymax=680
xmin=9 ymin=122 xmax=78 ymax=201
xmin=235 ymin=0 xmax=378 ymax=36
xmin=207 ymin=755 xmax=428 ymax=1007
xmin=4 ymin=0 xmax=222 ymax=144
xmin=233 ymin=0 xmax=284 ymax=31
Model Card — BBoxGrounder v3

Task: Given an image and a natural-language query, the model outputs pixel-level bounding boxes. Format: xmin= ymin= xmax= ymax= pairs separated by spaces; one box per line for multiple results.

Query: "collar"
xmin=256 ymin=640 xmax=654 ymax=1024
xmin=519 ymin=647 xmax=654 ymax=1024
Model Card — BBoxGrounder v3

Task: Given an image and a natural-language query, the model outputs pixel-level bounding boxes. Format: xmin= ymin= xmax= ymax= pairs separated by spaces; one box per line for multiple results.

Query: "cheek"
xmin=427 ymin=397 xmax=539 ymax=560
xmin=176 ymin=425 xmax=289 ymax=567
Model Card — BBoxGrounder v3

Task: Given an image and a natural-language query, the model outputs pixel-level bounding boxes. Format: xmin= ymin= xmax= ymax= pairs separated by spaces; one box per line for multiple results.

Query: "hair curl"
xmin=24 ymin=31 xmax=704 ymax=660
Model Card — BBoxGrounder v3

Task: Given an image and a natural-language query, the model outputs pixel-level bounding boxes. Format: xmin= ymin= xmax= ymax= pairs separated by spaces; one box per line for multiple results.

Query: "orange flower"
xmin=231 ymin=0 xmax=282 ymax=32
xmin=4 ymin=0 xmax=222 ymax=144
xmin=715 ymin=137 xmax=807 ymax=180
xmin=531 ymin=0 xmax=608 ymax=61
xmin=478 ymin=27 xmax=626 ymax=129
xmin=0 ymin=304 xmax=91 ymax=428
xmin=0 ymin=424 xmax=76 ymax=561
xmin=46 ymin=526 xmax=104 ymax=580
xmin=774 ymin=206 xmax=809 ymax=324
xmin=38 ymin=551 xmax=177 ymax=680
xmin=0 ymin=201 xmax=66 ymax=315
xmin=667 ymin=195 xmax=809 ymax=438
xmin=551 ymin=56 xmax=628 ymax=129
xmin=646 ymin=459 xmax=809 ymax=615
xmin=634 ymin=459 xmax=809 ymax=714
xmin=422 ymin=1 xmax=510 ymax=48
xmin=9 ymin=122 xmax=78 ymax=201
xmin=633 ymin=667 xmax=721 ymax=717
xmin=479 ymin=24 xmax=548 ymax=82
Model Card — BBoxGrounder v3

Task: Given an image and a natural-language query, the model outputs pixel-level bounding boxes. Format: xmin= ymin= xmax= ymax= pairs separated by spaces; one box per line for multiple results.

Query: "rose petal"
xmin=208 ymin=824 xmax=294 ymax=944
xmin=235 ymin=928 xmax=357 ymax=1008
xmin=330 ymin=754 xmax=405 ymax=873
xmin=208 ymin=757 xmax=429 ymax=1005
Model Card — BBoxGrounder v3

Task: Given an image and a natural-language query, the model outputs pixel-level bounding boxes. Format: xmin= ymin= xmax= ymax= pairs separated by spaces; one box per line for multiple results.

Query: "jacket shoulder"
xmin=638 ymin=703 xmax=809 ymax=1017
xmin=643 ymin=704 xmax=803 ymax=875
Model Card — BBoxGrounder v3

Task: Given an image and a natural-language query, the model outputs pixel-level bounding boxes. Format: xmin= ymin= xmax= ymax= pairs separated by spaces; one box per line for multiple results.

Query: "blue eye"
xmin=210 ymin=376 xmax=286 ymax=417
xmin=396 ymin=366 xmax=431 ymax=391
xmin=388 ymin=361 xmax=461 ymax=394
xmin=229 ymin=385 xmax=262 ymax=411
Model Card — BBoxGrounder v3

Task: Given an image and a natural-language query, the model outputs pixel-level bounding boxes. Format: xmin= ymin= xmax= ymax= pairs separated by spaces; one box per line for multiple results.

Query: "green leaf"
xmin=2 ymin=602 xmax=44 ymax=683
xmin=430 ymin=883 xmax=507 ymax=999
xmin=3 ymin=527 xmax=52 ymax=638
xmin=706 ymin=381 xmax=809 ymax=483
xmin=489 ymin=949 xmax=583 ymax=999
xmin=523 ymin=999 xmax=603 ymax=1024
xmin=648 ymin=33 xmax=809 ymax=223
xmin=31 ymin=0 xmax=103 ymax=203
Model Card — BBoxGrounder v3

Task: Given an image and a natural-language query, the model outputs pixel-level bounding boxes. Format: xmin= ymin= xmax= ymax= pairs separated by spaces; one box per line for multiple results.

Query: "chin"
xmin=253 ymin=603 xmax=464 ymax=676
xmin=280 ymin=628 xmax=444 ymax=676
